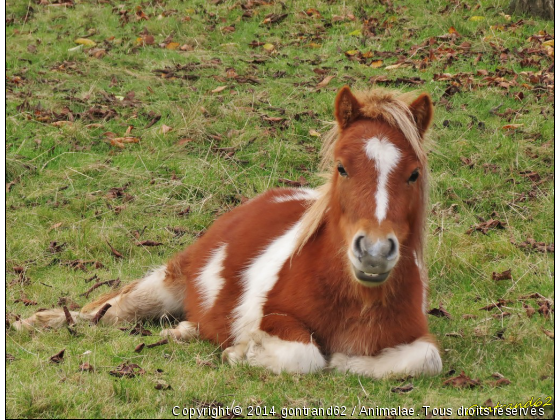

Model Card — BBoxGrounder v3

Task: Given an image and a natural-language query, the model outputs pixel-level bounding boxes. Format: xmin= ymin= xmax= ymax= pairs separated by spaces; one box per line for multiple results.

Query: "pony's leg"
xmin=223 ymin=315 xmax=326 ymax=374
xmin=160 ymin=321 xmax=199 ymax=341
xmin=329 ymin=335 xmax=442 ymax=378
xmin=13 ymin=265 xmax=186 ymax=331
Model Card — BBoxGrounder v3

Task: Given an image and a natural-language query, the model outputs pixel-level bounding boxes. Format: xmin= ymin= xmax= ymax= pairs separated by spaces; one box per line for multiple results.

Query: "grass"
xmin=6 ymin=0 xmax=554 ymax=418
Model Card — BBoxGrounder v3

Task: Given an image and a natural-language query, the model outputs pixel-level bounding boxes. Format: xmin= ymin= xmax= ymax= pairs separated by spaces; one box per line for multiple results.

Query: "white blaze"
xmin=364 ymin=137 xmax=402 ymax=223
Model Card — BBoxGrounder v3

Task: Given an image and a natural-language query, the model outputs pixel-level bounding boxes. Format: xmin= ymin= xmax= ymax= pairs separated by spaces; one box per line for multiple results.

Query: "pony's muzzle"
xmin=350 ymin=233 xmax=399 ymax=285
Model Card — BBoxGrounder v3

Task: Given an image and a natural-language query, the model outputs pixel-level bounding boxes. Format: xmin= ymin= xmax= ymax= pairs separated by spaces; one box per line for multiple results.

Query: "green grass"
xmin=6 ymin=0 xmax=553 ymax=418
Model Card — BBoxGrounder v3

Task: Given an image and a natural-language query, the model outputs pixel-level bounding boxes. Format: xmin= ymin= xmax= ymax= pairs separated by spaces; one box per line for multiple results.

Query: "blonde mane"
xmin=294 ymin=87 xmax=430 ymax=255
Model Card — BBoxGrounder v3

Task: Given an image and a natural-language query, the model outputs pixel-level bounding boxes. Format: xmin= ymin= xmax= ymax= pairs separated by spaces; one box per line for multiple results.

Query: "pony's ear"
xmin=409 ymin=93 xmax=433 ymax=138
xmin=335 ymin=86 xmax=361 ymax=129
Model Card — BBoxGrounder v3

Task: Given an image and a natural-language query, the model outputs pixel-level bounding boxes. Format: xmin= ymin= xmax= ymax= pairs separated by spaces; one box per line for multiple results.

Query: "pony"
xmin=14 ymin=86 xmax=442 ymax=378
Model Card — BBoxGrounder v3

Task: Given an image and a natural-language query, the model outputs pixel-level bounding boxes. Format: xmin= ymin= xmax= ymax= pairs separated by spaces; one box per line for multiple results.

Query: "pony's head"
xmin=296 ymin=86 xmax=432 ymax=288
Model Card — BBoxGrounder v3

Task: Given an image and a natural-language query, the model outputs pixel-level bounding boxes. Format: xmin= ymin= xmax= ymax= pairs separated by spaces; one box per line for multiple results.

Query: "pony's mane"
xmin=294 ymin=87 xmax=430 ymax=256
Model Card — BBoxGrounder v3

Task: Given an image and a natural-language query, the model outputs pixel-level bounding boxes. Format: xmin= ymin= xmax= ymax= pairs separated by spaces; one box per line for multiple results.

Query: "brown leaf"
xmin=391 ymin=383 xmax=414 ymax=393
xmin=523 ymin=303 xmax=536 ymax=318
xmin=6 ymin=354 xmax=16 ymax=362
xmin=62 ymin=305 xmax=75 ymax=326
xmin=316 ymin=75 xmax=335 ymax=88
xmin=479 ymin=299 xmax=509 ymax=311
xmin=513 ymin=237 xmax=554 ymax=253
xmin=443 ymin=371 xmax=480 ymax=388
xmin=48 ymin=241 xmax=66 ymax=253
xmin=491 ymin=269 xmax=512 ymax=281
xmin=134 ymin=343 xmax=145 ymax=353
xmin=160 ymin=124 xmax=173 ymax=134
xmin=128 ymin=323 xmax=152 ymax=336
xmin=278 ymin=177 xmax=308 ymax=187
xmin=106 ymin=241 xmax=124 ymax=259
xmin=211 ymin=86 xmax=227 ymax=94
xmin=50 ymin=349 xmax=65 ymax=363
xmin=502 ymin=123 xmax=524 ymax=130
xmin=14 ymin=298 xmax=37 ymax=306
xmin=489 ymin=377 xmax=512 ymax=387
xmin=136 ymin=240 xmax=163 ymax=247
xmin=428 ymin=303 xmax=451 ymax=319
xmin=146 ymin=339 xmax=169 ymax=348
xmin=110 ymin=362 xmax=145 ymax=378
xmin=79 ymin=362 xmax=94 ymax=372
xmin=91 ymin=303 xmax=112 ymax=324
xmin=465 ymin=219 xmax=506 ymax=235
xmin=155 ymin=379 xmax=172 ymax=390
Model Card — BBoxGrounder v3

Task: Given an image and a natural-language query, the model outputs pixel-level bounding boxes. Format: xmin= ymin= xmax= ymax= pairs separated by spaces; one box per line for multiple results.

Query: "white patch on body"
xmin=273 ymin=188 xmax=320 ymax=203
xmin=194 ymin=243 xmax=228 ymax=310
xmin=329 ymin=337 xmax=442 ymax=378
xmin=231 ymin=221 xmax=302 ymax=345
xmin=364 ymin=137 xmax=402 ymax=223
xmin=224 ymin=331 xmax=326 ymax=374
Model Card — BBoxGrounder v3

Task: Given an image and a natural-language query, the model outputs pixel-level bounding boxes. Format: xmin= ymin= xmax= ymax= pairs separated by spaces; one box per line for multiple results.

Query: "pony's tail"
xmin=12 ymin=265 xmax=186 ymax=331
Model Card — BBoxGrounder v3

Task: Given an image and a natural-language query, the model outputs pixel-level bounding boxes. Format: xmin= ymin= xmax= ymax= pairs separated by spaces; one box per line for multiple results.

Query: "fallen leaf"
xmin=428 ymin=303 xmax=451 ymax=319
xmin=127 ymin=323 xmax=152 ymax=336
xmin=160 ymin=125 xmax=173 ymax=134
xmin=110 ymin=362 xmax=145 ymax=378
xmin=391 ymin=383 xmax=414 ymax=393
xmin=523 ymin=303 xmax=536 ymax=318
xmin=50 ymin=349 xmax=65 ymax=363
xmin=262 ymin=43 xmax=275 ymax=52
xmin=91 ymin=303 xmax=112 ymax=324
xmin=155 ymin=379 xmax=172 ymax=390
xmin=465 ymin=219 xmax=506 ymax=235
xmin=316 ymin=75 xmax=334 ymax=88
xmin=136 ymin=240 xmax=163 ymax=247
xmin=278 ymin=177 xmax=308 ymax=187
xmin=74 ymin=38 xmax=96 ymax=47
xmin=491 ymin=269 xmax=512 ymax=281
xmin=479 ymin=299 xmax=509 ymax=311
xmin=502 ymin=123 xmax=524 ymax=130
xmin=489 ymin=377 xmax=511 ymax=387
xmin=146 ymin=339 xmax=169 ymax=348
xmin=443 ymin=371 xmax=480 ymax=388
xmin=211 ymin=86 xmax=227 ymax=94
xmin=134 ymin=343 xmax=145 ymax=353
xmin=106 ymin=241 xmax=124 ymax=259
xmin=79 ymin=362 xmax=94 ymax=372
xmin=308 ymin=129 xmax=321 ymax=137
xmin=469 ymin=16 xmax=485 ymax=21
xmin=370 ymin=60 xmax=383 ymax=68
xmin=165 ymin=42 xmax=180 ymax=50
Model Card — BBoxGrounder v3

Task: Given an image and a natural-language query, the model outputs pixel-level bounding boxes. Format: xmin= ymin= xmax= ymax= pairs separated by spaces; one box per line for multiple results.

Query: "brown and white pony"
xmin=15 ymin=86 xmax=442 ymax=378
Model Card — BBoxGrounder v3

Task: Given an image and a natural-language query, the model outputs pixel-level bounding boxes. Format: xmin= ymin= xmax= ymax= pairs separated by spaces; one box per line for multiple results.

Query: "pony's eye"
xmin=337 ymin=163 xmax=348 ymax=177
xmin=408 ymin=169 xmax=420 ymax=183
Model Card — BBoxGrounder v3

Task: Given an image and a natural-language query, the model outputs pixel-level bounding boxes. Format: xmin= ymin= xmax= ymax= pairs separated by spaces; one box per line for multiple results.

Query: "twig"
xmin=81 ymin=279 xmax=120 ymax=298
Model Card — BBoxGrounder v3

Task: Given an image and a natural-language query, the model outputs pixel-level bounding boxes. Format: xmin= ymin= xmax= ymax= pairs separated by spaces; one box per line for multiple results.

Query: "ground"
xmin=5 ymin=0 xmax=554 ymax=418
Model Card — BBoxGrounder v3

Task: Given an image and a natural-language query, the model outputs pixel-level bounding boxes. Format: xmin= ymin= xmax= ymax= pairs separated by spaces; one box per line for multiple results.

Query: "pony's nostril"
xmin=354 ymin=235 xmax=366 ymax=259
xmin=386 ymin=237 xmax=398 ymax=260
